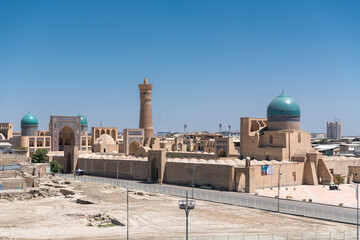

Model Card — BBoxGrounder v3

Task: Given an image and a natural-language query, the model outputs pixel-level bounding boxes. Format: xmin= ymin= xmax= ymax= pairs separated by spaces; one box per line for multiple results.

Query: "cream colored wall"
xmin=249 ymin=163 xmax=305 ymax=189
xmin=324 ymin=158 xmax=360 ymax=175
xmin=164 ymin=162 xmax=234 ymax=191
xmin=76 ymin=158 xmax=148 ymax=180
xmin=349 ymin=166 xmax=360 ymax=183
xmin=93 ymin=144 xmax=118 ymax=153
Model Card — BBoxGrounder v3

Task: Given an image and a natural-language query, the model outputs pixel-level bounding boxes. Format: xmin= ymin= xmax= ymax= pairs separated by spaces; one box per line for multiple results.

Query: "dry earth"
xmin=0 ymin=177 xmax=356 ymax=240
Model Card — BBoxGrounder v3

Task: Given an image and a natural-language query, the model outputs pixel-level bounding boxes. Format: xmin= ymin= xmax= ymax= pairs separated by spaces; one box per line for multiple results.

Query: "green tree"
xmin=50 ymin=160 xmax=61 ymax=175
xmin=335 ymin=175 xmax=345 ymax=186
xmin=31 ymin=149 xmax=48 ymax=163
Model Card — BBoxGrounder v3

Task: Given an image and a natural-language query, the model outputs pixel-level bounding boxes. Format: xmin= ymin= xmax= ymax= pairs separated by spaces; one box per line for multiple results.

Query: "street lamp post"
xmin=228 ymin=125 xmax=231 ymax=136
xmin=278 ymin=165 xmax=282 ymax=212
xmin=357 ymin=183 xmax=359 ymax=240
xmin=178 ymin=192 xmax=196 ymax=240
xmin=219 ymin=123 xmax=222 ymax=134
xmin=184 ymin=124 xmax=187 ymax=135
xmin=127 ymin=188 xmax=129 ymax=240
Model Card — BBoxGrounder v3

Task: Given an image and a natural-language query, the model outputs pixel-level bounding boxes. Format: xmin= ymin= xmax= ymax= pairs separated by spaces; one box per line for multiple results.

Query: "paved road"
xmin=61 ymin=174 xmax=358 ymax=225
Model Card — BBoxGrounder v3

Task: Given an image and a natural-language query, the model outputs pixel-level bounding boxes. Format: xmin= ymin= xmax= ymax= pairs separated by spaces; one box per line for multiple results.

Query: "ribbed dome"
xmin=267 ymin=92 xmax=300 ymax=117
xmin=77 ymin=114 xmax=88 ymax=126
xmin=21 ymin=113 xmax=38 ymax=126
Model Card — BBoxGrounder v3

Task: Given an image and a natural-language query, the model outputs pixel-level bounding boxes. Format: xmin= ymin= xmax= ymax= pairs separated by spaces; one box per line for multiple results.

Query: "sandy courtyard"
xmin=0 ymin=178 xmax=356 ymax=240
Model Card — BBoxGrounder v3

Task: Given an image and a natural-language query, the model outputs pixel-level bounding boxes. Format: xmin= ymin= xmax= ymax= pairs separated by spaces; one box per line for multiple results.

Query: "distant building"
xmin=327 ymin=121 xmax=341 ymax=140
xmin=311 ymin=133 xmax=327 ymax=139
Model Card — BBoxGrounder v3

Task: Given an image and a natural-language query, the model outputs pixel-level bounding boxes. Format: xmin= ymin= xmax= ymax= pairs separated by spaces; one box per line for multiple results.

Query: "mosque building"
xmin=240 ymin=91 xmax=312 ymax=161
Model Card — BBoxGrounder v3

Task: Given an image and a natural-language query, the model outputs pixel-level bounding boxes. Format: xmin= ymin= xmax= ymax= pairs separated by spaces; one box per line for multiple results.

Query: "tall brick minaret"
xmin=139 ymin=78 xmax=154 ymax=139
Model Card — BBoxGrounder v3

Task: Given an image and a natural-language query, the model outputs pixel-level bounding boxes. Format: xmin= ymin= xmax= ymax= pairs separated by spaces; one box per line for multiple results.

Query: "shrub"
xmin=31 ymin=149 xmax=49 ymax=163
xmin=50 ymin=160 xmax=61 ymax=175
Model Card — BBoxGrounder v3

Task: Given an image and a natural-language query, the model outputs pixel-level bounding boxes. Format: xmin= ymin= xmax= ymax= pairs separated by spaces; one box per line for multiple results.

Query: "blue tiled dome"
xmin=77 ymin=114 xmax=88 ymax=126
xmin=267 ymin=92 xmax=300 ymax=117
xmin=21 ymin=113 xmax=38 ymax=126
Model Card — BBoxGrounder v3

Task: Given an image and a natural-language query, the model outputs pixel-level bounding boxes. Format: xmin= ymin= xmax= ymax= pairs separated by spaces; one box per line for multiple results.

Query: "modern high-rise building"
xmin=138 ymin=78 xmax=154 ymax=139
xmin=327 ymin=121 xmax=341 ymax=140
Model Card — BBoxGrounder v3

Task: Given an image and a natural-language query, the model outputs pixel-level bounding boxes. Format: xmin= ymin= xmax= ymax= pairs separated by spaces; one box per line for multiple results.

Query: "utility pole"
xmin=278 ymin=166 xmax=281 ymax=212
xmin=219 ymin=123 xmax=222 ymax=134
xmin=127 ymin=188 xmax=129 ymax=240
xmin=184 ymin=124 xmax=187 ymax=136
xmin=228 ymin=125 xmax=231 ymax=136
xmin=357 ymin=183 xmax=359 ymax=240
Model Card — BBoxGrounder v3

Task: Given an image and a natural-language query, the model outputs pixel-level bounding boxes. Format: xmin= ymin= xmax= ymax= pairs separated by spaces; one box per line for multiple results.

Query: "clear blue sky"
xmin=1 ymin=0 xmax=359 ymax=135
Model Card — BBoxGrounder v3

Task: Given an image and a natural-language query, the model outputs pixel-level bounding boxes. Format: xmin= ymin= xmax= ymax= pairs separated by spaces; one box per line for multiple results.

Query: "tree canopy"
xmin=31 ymin=149 xmax=48 ymax=163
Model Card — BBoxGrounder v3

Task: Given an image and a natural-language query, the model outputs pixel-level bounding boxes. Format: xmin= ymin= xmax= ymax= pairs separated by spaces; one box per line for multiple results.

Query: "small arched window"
xmin=298 ymin=133 xmax=301 ymax=143
xmin=270 ymin=135 xmax=273 ymax=144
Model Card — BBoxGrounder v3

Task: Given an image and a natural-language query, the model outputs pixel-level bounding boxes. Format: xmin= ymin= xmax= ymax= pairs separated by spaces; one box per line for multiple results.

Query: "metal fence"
xmin=0 ymin=164 xmax=21 ymax=171
xmin=162 ymin=231 xmax=357 ymax=240
xmin=56 ymin=174 xmax=359 ymax=226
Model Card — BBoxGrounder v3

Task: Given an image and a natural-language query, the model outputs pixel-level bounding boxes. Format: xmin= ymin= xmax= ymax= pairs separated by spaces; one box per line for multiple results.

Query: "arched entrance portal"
xmin=235 ymin=172 xmax=246 ymax=192
xmin=129 ymin=140 xmax=140 ymax=155
xmin=217 ymin=148 xmax=227 ymax=157
xmin=177 ymin=143 xmax=183 ymax=151
xmin=151 ymin=158 xmax=159 ymax=182
xmin=59 ymin=126 xmax=75 ymax=151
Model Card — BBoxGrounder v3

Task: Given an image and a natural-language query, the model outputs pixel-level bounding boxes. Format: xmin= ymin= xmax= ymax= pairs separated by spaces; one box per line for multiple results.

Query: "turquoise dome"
xmin=77 ymin=114 xmax=88 ymax=126
xmin=267 ymin=92 xmax=300 ymax=117
xmin=21 ymin=113 xmax=38 ymax=126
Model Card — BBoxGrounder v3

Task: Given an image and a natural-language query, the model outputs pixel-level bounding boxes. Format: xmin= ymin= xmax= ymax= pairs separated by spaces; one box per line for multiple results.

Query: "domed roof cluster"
xmin=267 ymin=92 xmax=300 ymax=117
xmin=95 ymin=134 xmax=116 ymax=145
xmin=21 ymin=113 xmax=38 ymax=126
xmin=77 ymin=114 xmax=88 ymax=126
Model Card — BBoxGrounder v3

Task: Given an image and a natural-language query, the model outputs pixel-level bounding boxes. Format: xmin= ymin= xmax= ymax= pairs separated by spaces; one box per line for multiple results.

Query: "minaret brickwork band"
xmin=139 ymin=78 xmax=154 ymax=139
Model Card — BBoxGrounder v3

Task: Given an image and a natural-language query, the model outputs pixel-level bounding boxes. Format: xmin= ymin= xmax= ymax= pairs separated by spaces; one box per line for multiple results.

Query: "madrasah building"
xmin=1 ymin=79 xmax=358 ymax=193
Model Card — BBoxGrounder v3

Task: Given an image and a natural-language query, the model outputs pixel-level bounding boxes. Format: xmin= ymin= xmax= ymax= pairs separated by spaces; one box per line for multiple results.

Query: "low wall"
xmin=164 ymin=162 xmax=234 ymax=191
xmin=323 ymin=158 xmax=360 ymax=175
xmin=77 ymin=158 xmax=148 ymax=181
xmin=349 ymin=166 xmax=360 ymax=183
xmin=0 ymin=153 xmax=28 ymax=165
xmin=251 ymin=162 xmax=305 ymax=189
xmin=0 ymin=178 xmax=24 ymax=190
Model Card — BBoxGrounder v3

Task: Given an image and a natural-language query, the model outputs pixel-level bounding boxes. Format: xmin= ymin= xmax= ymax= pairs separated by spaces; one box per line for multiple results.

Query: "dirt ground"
xmin=0 ymin=178 xmax=356 ymax=240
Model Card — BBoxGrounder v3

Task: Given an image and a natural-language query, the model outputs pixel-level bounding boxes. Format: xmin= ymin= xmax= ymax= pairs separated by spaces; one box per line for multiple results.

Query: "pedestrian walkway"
xmin=256 ymin=184 xmax=357 ymax=207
